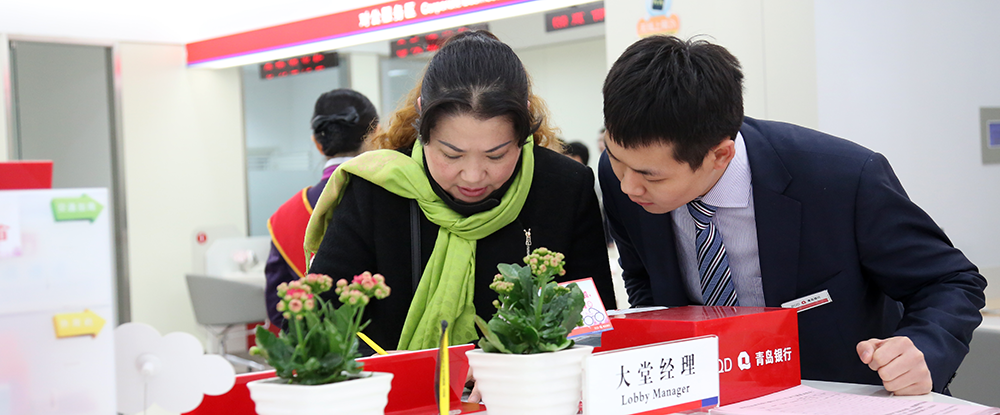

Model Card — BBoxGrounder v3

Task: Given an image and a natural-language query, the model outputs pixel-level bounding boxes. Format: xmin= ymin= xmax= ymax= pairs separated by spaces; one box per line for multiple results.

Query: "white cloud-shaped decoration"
xmin=116 ymin=322 xmax=236 ymax=414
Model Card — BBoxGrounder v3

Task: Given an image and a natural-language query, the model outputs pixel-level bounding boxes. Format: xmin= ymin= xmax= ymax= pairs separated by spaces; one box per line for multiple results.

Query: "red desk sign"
xmin=185 ymin=343 xmax=478 ymax=415
xmin=597 ymin=306 xmax=800 ymax=406
xmin=0 ymin=161 xmax=53 ymax=190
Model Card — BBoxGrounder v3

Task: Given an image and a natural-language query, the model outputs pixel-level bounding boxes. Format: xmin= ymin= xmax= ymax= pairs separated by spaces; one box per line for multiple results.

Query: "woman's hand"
xmin=465 ymin=367 xmax=482 ymax=403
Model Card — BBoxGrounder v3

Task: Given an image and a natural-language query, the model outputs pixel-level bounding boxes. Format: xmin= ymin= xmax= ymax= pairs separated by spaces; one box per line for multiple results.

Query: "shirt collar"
xmin=324 ymin=156 xmax=353 ymax=169
xmin=700 ymin=132 xmax=751 ymax=209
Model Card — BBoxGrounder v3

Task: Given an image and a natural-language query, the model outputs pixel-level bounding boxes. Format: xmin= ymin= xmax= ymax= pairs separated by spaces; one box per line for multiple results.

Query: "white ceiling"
xmin=0 ymin=0 xmax=387 ymax=44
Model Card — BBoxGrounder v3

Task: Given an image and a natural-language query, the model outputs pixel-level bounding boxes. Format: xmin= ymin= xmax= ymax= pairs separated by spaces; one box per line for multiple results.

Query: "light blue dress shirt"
xmin=671 ymin=132 xmax=765 ymax=306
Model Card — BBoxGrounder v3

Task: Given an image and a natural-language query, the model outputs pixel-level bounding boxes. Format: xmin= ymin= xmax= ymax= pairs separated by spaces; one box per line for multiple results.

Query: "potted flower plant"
xmin=467 ymin=247 xmax=592 ymax=415
xmin=247 ymin=272 xmax=393 ymax=415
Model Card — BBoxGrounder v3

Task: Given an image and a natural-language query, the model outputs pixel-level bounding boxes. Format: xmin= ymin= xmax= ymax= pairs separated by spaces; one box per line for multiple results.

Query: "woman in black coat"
xmin=306 ymin=31 xmax=614 ymax=352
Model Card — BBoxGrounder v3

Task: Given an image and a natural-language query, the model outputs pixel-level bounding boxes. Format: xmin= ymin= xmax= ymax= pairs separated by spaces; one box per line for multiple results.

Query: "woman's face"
xmin=424 ymin=113 xmax=521 ymax=203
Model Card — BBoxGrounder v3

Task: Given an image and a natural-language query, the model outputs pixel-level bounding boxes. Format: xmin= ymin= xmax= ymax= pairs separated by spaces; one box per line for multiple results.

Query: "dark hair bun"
xmin=312 ymin=89 xmax=379 ymax=157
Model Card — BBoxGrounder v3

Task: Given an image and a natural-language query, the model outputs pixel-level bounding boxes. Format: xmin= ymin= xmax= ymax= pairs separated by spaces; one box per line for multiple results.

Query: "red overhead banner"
xmin=186 ymin=0 xmax=533 ymax=65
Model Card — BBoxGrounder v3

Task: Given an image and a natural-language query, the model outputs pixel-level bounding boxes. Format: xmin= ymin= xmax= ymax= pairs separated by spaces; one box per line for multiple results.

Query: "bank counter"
xmin=186 ymin=307 xmax=998 ymax=414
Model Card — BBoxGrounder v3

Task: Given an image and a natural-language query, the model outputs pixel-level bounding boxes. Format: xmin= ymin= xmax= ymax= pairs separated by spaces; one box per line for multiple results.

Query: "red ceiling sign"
xmin=186 ymin=0 xmax=533 ymax=65
xmin=544 ymin=1 xmax=603 ymax=32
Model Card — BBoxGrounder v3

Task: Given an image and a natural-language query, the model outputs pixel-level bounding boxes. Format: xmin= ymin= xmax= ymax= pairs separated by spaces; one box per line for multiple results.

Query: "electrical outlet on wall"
xmin=980 ymin=107 xmax=1000 ymax=164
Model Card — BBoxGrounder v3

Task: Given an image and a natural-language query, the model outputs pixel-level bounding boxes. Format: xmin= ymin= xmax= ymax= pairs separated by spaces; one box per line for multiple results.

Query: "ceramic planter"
xmin=466 ymin=345 xmax=593 ymax=415
xmin=247 ymin=371 xmax=393 ymax=415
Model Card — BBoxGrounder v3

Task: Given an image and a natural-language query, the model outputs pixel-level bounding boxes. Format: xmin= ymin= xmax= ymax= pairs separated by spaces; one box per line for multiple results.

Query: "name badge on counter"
xmin=583 ymin=335 xmax=720 ymax=415
xmin=781 ymin=290 xmax=833 ymax=313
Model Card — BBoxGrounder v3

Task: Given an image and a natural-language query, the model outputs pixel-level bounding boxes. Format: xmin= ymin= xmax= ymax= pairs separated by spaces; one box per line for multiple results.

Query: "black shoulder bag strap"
xmin=409 ymin=199 xmax=421 ymax=294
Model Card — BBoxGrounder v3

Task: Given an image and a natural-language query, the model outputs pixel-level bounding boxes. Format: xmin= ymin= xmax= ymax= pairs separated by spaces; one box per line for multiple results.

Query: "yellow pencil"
xmin=356 ymin=332 xmax=387 ymax=355
xmin=439 ymin=320 xmax=450 ymax=415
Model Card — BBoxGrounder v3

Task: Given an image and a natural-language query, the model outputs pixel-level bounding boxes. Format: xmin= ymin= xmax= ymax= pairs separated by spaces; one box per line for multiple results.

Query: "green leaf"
xmin=474 ymin=315 xmax=510 ymax=354
xmin=559 ymin=283 xmax=586 ymax=333
xmin=497 ymin=263 xmax=520 ymax=279
xmin=480 ymin=250 xmax=586 ymax=355
xmin=255 ymin=325 xmax=293 ymax=366
xmin=517 ymin=324 xmax=539 ymax=344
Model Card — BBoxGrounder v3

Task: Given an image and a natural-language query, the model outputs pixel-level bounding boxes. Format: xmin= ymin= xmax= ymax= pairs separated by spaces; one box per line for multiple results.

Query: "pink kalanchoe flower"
xmin=339 ymin=288 xmax=354 ymax=304
xmin=276 ymin=301 xmax=286 ymax=312
xmin=373 ymin=274 xmax=385 ymax=284
xmin=353 ymin=271 xmax=372 ymax=285
xmin=304 ymin=299 xmax=315 ymax=311
xmin=288 ymin=299 xmax=303 ymax=313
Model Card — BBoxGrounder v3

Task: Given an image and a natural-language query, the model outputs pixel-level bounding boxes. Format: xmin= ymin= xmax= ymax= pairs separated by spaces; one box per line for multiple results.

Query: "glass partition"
xmin=241 ymin=61 xmax=345 ymax=237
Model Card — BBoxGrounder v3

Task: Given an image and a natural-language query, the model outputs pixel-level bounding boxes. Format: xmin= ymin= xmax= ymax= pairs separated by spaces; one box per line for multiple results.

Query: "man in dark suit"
xmin=598 ymin=36 xmax=986 ymax=395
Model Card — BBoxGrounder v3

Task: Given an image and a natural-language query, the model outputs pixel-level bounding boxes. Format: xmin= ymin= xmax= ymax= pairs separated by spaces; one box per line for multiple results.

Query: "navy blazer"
xmin=598 ymin=117 xmax=986 ymax=392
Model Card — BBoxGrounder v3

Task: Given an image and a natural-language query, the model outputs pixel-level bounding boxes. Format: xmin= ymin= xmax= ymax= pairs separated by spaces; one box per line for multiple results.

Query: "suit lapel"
xmin=638 ymin=209 xmax=689 ymax=305
xmin=742 ymin=120 xmax=801 ymax=306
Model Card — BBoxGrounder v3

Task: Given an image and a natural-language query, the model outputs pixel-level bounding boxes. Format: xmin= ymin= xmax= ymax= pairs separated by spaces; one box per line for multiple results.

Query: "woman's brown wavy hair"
xmin=370 ymin=31 xmax=561 ymax=151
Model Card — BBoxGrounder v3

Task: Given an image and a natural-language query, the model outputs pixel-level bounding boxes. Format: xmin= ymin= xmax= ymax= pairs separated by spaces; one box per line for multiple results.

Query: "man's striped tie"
xmin=687 ymin=200 xmax=739 ymax=306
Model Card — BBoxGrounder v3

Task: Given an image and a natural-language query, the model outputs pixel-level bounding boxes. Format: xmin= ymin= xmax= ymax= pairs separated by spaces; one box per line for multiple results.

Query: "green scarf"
xmin=304 ymin=139 xmax=534 ymax=350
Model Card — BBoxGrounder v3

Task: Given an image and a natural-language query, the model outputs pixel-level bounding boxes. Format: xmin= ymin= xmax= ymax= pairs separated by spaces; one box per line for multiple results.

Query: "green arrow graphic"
xmin=51 ymin=194 xmax=104 ymax=222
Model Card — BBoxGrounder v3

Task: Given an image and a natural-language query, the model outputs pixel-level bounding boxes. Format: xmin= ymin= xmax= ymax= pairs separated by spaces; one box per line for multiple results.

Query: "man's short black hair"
xmin=603 ymin=36 xmax=744 ymax=169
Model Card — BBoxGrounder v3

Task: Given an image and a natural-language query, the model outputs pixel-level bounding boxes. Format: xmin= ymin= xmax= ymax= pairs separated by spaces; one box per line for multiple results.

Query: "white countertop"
xmin=679 ymin=380 xmax=986 ymax=415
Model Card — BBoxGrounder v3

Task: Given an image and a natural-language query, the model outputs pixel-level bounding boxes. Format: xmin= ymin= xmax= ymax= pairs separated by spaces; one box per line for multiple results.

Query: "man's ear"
xmin=710 ymin=138 xmax=736 ymax=170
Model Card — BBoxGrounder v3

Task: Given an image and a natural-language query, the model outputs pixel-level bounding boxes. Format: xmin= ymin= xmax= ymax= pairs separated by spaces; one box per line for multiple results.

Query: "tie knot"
xmin=687 ymin=200 xmax=717 ymax=225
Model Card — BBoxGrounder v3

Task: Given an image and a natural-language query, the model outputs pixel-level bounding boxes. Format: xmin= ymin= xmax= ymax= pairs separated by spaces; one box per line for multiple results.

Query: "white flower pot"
xmin=466 ymin=345 xmax=593 ymax=415
xmin=247 ymin=371 xmax=393 ymax=415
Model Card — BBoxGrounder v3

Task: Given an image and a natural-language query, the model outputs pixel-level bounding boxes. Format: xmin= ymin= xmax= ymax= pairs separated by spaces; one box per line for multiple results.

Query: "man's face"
xmin=605 ymin=137 xmax=733 ymax=214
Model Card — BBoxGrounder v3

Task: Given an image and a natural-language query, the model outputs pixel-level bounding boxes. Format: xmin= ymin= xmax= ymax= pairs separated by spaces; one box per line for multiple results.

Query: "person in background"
xmin=599 ymin=36 xmax=985 ymax=395
xmin=265 ymin=88 xmax=379 ymax=328
xmin=304 ymin=30 xmax=615 ymax=354
xmin=563 ymin=141 xmax=590 ymax=165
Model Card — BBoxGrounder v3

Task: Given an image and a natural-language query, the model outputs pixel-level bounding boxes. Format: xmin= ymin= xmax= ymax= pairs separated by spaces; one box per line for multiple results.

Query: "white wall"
xmin=605 ymin=0 xmax=818 ymax=128
xmin=349 ymin=52 xmax=382 ymax=114
xmin=814 ymin=0 xmax=1000 ymax=273
xmin=119 ymin=42 xmax=247 ymax=338
xmin=518 ymin=37 xmax=608 ymax=166
xmin=491 ymin=13 xmax=608 ymax=166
